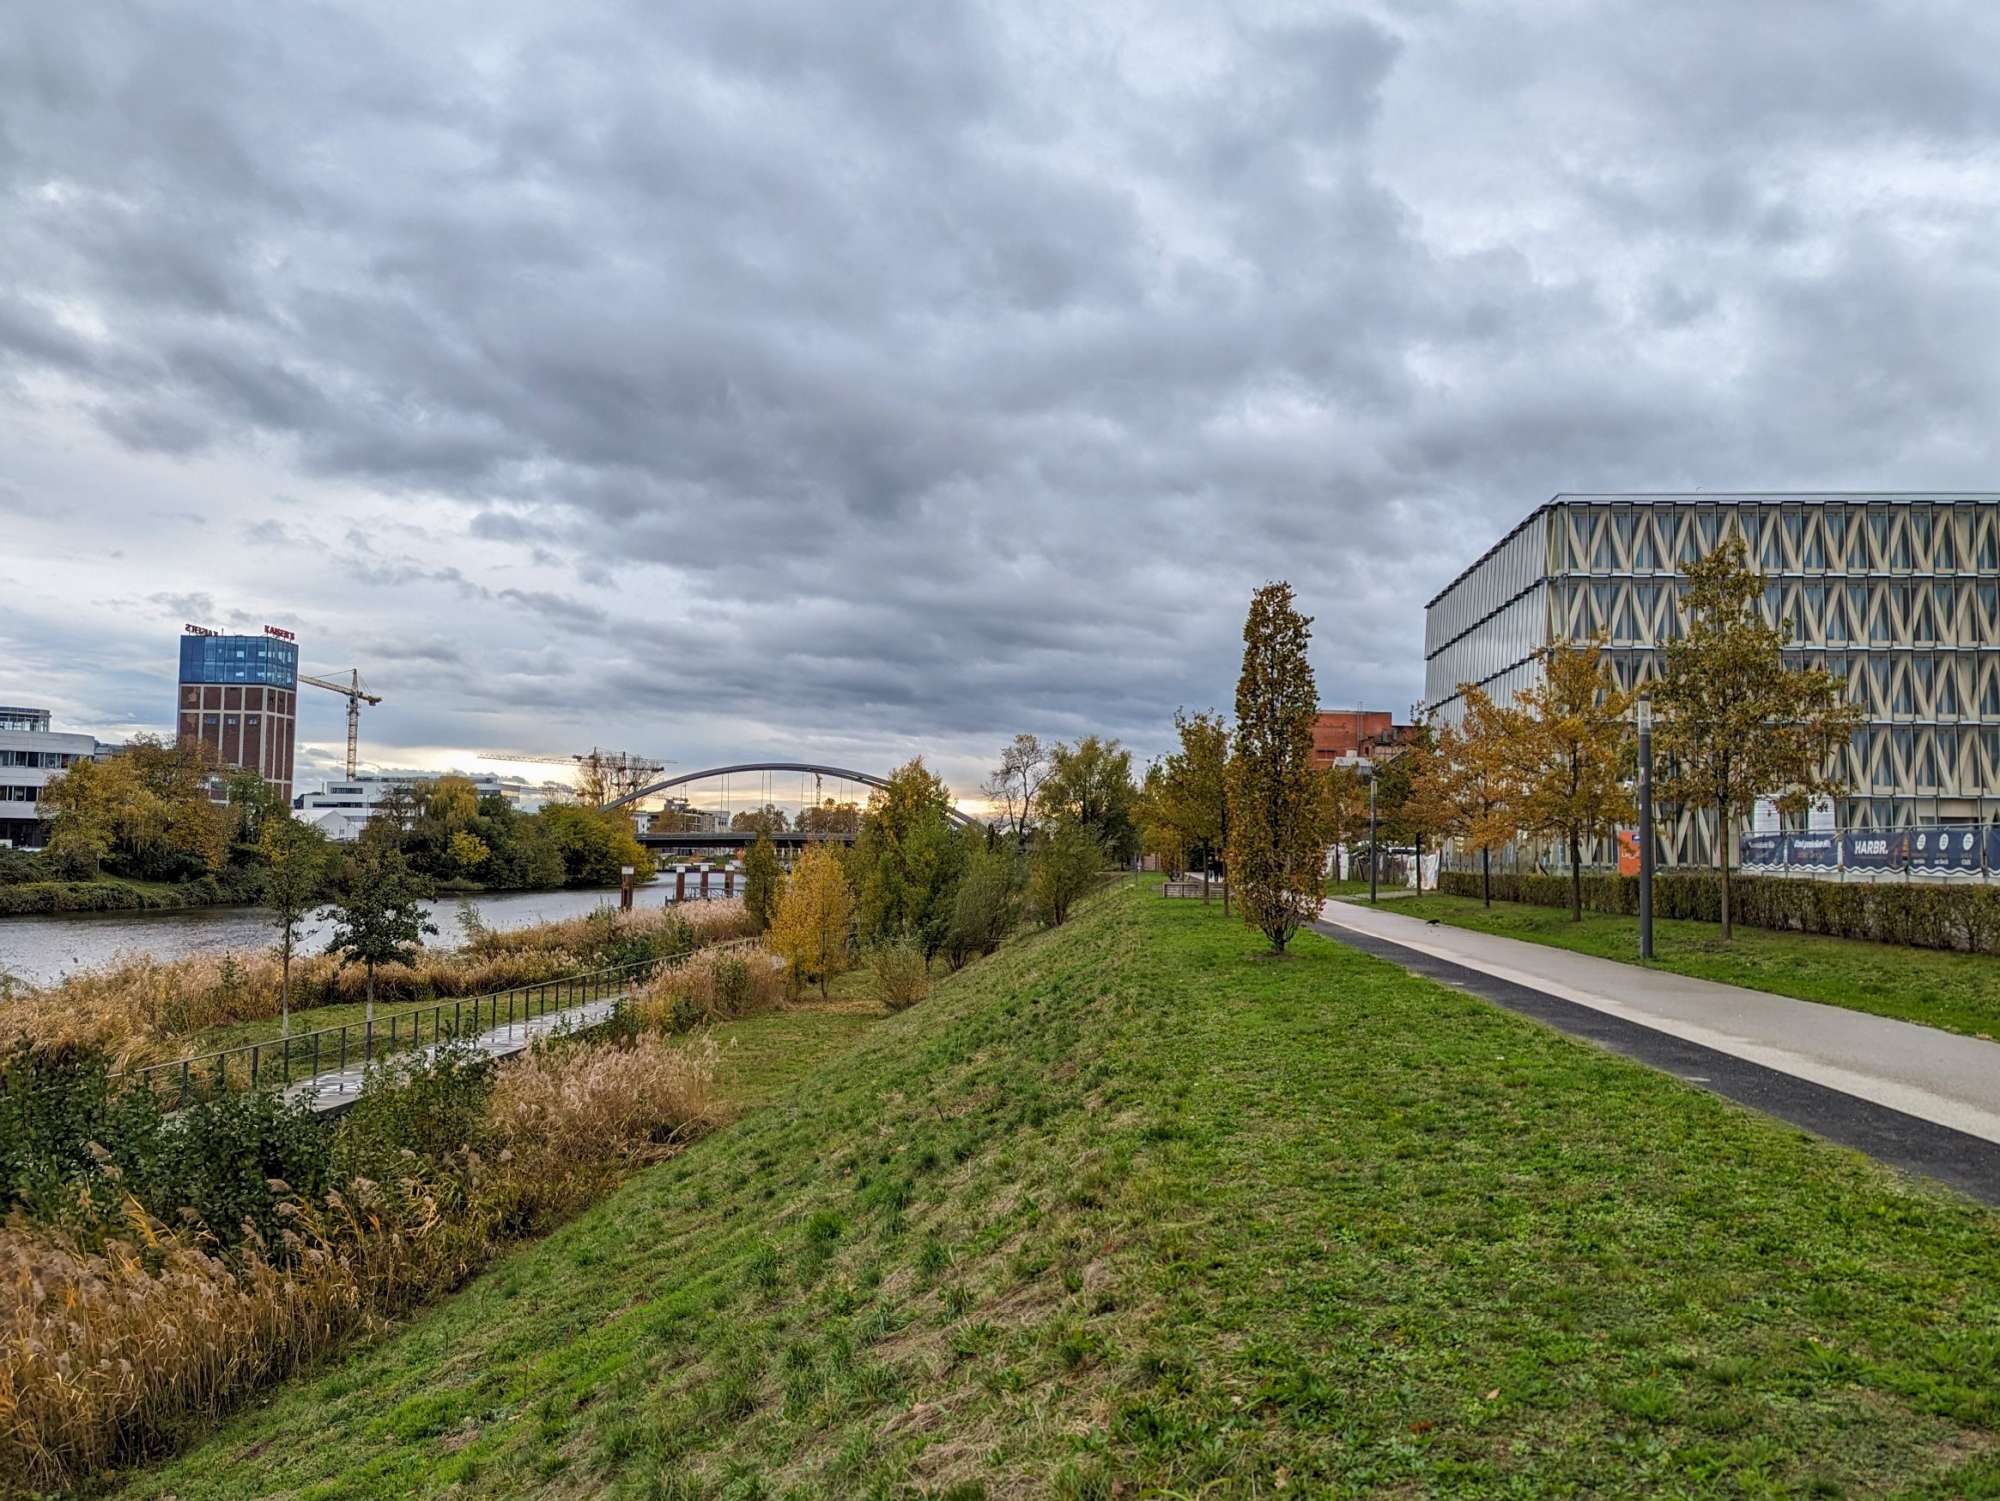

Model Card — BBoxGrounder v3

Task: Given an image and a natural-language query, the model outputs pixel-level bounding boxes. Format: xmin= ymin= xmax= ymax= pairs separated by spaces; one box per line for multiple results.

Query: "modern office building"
xmin=175 ymin=627 xmax=299 ymax=803
xmin=293 ymin=771 xmax=511 ymax=841
xmin=0 ymin=706 xmax=100 ymax=848
xmin=1424 ymin=493 xmax=2000 ymax=861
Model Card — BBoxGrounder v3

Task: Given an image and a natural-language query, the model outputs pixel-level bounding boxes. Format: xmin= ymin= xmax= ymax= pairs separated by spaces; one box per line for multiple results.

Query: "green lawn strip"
xmin=114 ymin=883 xmax=2000 ymax=1499
xmin=1347 ymin=890 xmax=2000 ymax=1041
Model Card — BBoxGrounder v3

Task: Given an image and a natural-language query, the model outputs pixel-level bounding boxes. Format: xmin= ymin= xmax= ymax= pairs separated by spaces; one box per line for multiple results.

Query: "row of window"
xmin=0 ymin=750 xmax=81 ymax=769
xmin=0 ymin=786 xmax=40 ymax=803
xmin=1557 ymin=503 xmax=2000 ymax=576
xmin=1560 ymin=578 xmax=2000 ymax=648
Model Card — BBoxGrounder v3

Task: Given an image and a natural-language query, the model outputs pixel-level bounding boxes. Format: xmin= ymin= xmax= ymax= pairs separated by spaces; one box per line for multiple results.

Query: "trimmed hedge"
xmin=1434 ymin=868 xmax=2000 ymax=956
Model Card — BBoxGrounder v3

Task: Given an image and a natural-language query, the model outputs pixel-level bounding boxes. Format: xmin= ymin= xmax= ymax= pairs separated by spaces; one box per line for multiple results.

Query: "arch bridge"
xmin=605 ymin=761 xmax=979 ymax=835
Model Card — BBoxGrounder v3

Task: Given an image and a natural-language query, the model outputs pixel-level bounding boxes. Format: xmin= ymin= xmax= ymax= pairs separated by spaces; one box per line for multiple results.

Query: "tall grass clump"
xmin=630 ymin=942 xmax=787 ymax=1033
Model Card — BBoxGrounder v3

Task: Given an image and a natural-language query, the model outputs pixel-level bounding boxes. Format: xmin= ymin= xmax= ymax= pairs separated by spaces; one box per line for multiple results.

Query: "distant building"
xmin=175 ymin=627 xmax=299 ymax=803
xmin=293 ymin=771 xmax=511 ymax=842
xmin=0 ymin=706 xmax=99 ymax=849
xmin=1312 ymin=710 xmax=1415 ymax=767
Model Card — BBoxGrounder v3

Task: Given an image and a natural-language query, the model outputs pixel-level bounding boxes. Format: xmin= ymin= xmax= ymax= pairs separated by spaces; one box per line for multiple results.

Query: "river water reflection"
xmin=0 ymin=885 xmax=677 ymax=988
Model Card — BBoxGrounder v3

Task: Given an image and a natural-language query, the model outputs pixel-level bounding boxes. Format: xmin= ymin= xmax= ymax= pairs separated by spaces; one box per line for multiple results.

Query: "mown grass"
xmin=1350 ymin=890 xmax=2000 ymax=1041
xmin=109 ymin=880 xmax=2000 ymax=1499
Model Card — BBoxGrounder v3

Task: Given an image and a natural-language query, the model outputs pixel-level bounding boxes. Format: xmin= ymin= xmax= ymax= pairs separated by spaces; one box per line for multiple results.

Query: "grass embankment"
xmin=1349 ymin=890 xmax=2000 ymax=1041
xmin=111 ymin=878 xmax=2000 ymax=1498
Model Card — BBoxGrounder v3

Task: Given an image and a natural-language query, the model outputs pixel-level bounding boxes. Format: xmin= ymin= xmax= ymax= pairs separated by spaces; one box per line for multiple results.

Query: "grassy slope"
xmin=1348 ymin=891 xmax=2000 ymax=1041
xmin=113 ymin=881 xmax=2000 ymax=1500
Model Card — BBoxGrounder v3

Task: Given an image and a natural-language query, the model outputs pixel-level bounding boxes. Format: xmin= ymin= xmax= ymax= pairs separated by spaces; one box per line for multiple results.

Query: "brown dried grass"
xmin=0 ymin=1032 xmax=722 ymax=1492
xmin=464 ymin=899 xmax=755 ymax=958
xmin=629 ymin=942 xmax=788 ymax=1033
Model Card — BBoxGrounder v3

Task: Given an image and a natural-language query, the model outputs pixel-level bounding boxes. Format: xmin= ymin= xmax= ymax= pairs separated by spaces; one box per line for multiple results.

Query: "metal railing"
xmin=115 ymin=956 xmax=661 ymax=1109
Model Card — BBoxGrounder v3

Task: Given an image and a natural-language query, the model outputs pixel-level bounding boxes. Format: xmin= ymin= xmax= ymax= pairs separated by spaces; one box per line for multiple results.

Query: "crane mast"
xmin=297 ymin=668 xmax=383 ymax=780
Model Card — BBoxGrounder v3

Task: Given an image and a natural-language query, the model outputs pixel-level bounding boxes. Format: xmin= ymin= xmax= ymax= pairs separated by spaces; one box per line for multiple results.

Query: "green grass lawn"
xmin=1346 ymin=890 xmax=2000 ymax=1041
xmin=110 ymin=881 xmax=2000 ymax=1499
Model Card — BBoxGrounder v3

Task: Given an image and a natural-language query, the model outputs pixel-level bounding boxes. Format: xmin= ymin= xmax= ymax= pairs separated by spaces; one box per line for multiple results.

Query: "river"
xmin=0 ymin=885 xmax=676 ymax=988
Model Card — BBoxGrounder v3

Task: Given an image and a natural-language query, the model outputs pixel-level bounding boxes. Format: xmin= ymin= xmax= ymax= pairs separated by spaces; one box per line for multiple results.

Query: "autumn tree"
xmin=258 ymin=815 xmax=331 ymax=1039
xmin=743 ymin=829 xmax=783 ymax=933
xmin=1653 ymin=537 xmax=1863 ymax=939
xmin=769 ymin=842 xmax=855 ymax=997
xmin=730 ymin=803 xmax=789 ymax=835
xmin=322 ymin=842 xmax=438 ymax=1022
xmin=982 ymin=733 xmax=1050 ymax=844
xmin=796 ymin=799 xmax=861 ymax=835
xmin=1148 ymin=709 xmax=1230 ymax=903
xmin=1393 ymin=729 xmax=1456 ymax=894
xmin=850 ymin=758 xmax=967 ymax=962
xmin=1513 ymin=638 xmax=1635 ymax=922
xmin=1440 ymin=685 xmax=1525 ymax=906
xmin=1224 ymin=582 xmax=1328 ymax=952
xmin=1041 ymin=736 xmax=1141 ymax=863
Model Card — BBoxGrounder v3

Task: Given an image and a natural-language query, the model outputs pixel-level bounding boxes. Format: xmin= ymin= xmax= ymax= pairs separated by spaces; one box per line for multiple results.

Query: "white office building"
xmin=292 ymin=771 xmax=513 ymax=842
xmin=0 ymin=707 xmax=99 ymax=849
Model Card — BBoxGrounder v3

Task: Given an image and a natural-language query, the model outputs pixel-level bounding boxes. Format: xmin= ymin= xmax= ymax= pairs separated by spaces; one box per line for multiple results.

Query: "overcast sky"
xmin=5 ymin=1 xmax=2000 ymax=806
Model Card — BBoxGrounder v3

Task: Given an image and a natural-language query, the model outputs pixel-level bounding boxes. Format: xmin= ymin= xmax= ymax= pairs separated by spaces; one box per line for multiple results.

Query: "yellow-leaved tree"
xmin=1512 ymin=638 xmax=1635 ymax=921
xmin=768 ymin=843 xmax=855 ymax=997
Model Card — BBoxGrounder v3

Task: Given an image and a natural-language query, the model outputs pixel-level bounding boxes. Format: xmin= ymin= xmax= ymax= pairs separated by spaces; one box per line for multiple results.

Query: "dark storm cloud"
xmin=7 ymin=0 xmax=2000 ymax=784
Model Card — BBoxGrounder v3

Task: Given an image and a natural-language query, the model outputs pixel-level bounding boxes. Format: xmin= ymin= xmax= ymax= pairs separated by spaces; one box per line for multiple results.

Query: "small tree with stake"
xmin=1653 ymin=538 xmax=1862 ymax=939
xmin=323 ymin=841 xmax=437 ymax=1024
xmin=258 ymin=815 xmax=330 ymax=1041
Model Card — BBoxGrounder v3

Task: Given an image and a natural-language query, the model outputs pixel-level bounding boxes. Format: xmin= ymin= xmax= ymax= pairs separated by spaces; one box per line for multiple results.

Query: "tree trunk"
xmin=280 ymin=939 xmax=291 ymax=1042
xmin=1568 ymin=832 xmax=1583 ymax=921
xmin=1718 ymin=804 xmax=1733 ymax=941
xmin=366 ymin=963 xmax=376 ymax=1026
xmin=1482 ymin=846 xmax=1491 ymax=907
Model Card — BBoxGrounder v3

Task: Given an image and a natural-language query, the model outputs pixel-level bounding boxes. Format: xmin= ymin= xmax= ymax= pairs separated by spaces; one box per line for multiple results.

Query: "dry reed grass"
xmin=463 ymin=898 xmax=755 ymax=958
xmin=0 ymin=1031 xmax=722 ymax=1493
xmin=629 ymin=941 xmax=788 ymax=1033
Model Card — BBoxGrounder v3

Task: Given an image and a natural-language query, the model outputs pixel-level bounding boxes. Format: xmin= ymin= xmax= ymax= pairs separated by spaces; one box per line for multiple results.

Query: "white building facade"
xmin=293 ymin=772 xmax=513 ymax=841
xmin=0 ymin=707 xmax=99 ymax=849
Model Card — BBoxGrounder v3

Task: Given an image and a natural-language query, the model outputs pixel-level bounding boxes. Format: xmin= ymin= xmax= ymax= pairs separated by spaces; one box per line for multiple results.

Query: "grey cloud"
xmin=7 ymin=0 xmax=2000 ymax=786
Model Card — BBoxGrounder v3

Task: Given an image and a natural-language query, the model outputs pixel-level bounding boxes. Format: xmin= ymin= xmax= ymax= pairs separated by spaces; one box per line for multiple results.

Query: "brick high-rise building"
xmin=175 ymin=627 xmax=299 ymax=802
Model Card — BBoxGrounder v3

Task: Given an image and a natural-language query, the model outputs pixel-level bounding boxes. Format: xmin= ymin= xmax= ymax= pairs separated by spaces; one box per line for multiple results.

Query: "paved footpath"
xmin=1315 ymin=899 xmax=2000 ymax=1206
xmin=285 ymin=993 xmax=625 ymax=1116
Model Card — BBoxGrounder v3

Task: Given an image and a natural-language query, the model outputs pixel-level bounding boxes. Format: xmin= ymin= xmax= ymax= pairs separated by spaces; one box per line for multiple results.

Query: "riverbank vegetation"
xmin=2 ymin=900 xmax=756 ymax=1067
xmin=93 ymin=877 xmax=2000 ymax=1499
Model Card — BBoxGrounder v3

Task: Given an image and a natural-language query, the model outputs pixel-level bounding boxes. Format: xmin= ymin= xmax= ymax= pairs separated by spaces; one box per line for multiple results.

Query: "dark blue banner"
xmin=1784 ymin=832 xmax=1841 ymax=873
xmin=1738 ymin=832 xmax=1786 ymax=869
xmin=1840 ymin=830 xmax=1907 ymax=871
xmin=1908 ymin=825 xmax=1983 ymax=875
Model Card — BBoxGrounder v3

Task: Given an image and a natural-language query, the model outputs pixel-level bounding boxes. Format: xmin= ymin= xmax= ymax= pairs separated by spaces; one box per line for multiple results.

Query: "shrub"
xmin=868 ymin=938 xmax=931 ymax=1012
xmin=630 ymin=945 xmax=787 ymax=1033
xmin=1433 ymin=868 xmax=2000 ymax=955
xmin=945 ymin=845 xmax=1020 ymax=969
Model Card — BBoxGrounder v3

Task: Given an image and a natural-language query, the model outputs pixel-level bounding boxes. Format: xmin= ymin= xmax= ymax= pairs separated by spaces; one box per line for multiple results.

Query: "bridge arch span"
xmin=603 ymin=761 xmax=979 ymax=828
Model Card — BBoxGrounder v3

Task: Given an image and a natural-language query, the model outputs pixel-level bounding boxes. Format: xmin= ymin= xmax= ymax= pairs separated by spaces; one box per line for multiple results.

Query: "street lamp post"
xmin=1637 ymin=697 xmax=1654 ymax=960
xmin=1367 ymin=764 xmax=1379 ymax=905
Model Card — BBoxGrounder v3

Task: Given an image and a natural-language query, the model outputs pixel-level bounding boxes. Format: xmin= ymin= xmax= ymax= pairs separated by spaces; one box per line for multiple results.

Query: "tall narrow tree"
xmin=1513 ymin=638 xmax=1636 ymax=922
xmin=743 ymin=830 xmax=783 ymax=933
xmin=1225 ymin=582 xmax=1328 ymax=952
xmin=1441 ymin=684 xmax=1526 ymax=906
xmin=258 ymin=815 xmax=330 ymax=1041
xmin=1653 ymin=538 xmax=1863 ymax=939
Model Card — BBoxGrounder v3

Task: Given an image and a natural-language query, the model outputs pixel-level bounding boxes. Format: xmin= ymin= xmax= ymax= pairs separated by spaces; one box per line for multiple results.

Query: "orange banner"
xmin=1616 ymin=829 xmax=1639 ymax=876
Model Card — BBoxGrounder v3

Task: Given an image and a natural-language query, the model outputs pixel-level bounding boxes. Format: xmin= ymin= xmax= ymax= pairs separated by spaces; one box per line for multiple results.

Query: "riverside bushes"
xmin=0 ymin=1030 xmax=721 ymax=1493
xmin=630 ymin=942 xmax=787 ymax=1033
xmin=1435 ymin=868 xmax=2000 ymax=954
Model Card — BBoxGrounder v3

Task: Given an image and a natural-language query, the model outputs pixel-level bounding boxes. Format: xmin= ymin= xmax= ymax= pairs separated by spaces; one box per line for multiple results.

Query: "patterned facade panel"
xmin=1423 ymin=510 xmax=1551 ymax=659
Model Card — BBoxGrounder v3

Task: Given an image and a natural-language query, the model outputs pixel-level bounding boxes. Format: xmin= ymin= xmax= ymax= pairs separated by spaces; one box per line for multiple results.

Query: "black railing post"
xmin=366 ymin=1019 xmax=375 ymax=1064
xmin=312 ymin=1031 xmax=321 ymax=1079
xmin=250 ymin=1045 xmax=260 ymax=1088
xmin=178 ymin=1060 xmax=190 ymax=1110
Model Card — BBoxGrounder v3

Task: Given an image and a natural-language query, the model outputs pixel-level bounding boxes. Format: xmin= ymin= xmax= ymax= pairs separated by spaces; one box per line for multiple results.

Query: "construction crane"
xmin=478 ymin=747 xmax=672 ymax=807
xmin=299 ymin=669 xmax=382 ymax=780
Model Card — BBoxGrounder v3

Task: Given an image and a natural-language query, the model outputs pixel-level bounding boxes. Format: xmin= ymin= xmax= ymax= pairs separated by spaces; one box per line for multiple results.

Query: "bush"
xmin=1434 ymin=868 xmax=2000 ymax=955
xmin=945 ymin=845 xmax=1020 ymax=969
xmin=868 ymin=938 xmax=931 ymax=1012
xmin=1029 ymin=819 xmax=1103 ymax=927
xmin=630 ymin=945 xmax=787 ymax=1033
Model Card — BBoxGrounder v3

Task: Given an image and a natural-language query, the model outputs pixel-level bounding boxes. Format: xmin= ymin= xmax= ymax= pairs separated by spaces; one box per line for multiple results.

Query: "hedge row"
xmin=0 ymin=880 xmax=228 ymax=917
xmin=1434 ymin=868 xmax=2000 ymax=955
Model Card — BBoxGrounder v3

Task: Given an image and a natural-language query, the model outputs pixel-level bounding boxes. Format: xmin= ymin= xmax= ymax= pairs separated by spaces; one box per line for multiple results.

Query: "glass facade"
xmin=177 ymin=634 xmax=298 ymax=688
